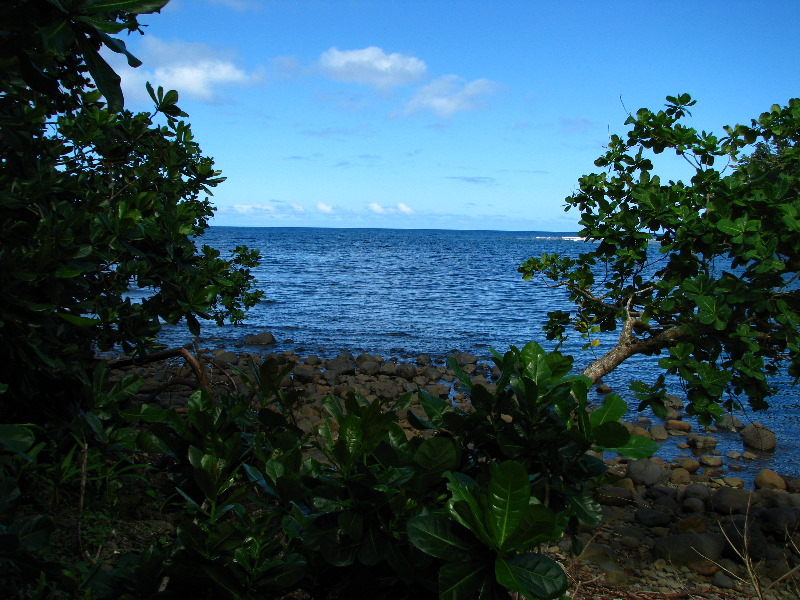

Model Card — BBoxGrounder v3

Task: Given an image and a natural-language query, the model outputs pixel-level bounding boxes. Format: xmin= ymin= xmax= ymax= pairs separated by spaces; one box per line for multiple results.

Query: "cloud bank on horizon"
xmin=107 ymin=0 xmax=800 ymax=231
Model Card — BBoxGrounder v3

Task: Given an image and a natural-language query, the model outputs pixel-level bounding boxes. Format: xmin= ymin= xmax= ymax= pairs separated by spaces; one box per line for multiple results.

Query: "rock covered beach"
xmin=110 ymin=334 xmax=800 ymax=598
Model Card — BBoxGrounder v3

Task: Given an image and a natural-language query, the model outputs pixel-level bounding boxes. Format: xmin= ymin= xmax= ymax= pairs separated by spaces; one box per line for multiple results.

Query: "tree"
xmin=520 ymin=94 xmax=800 ymax=422
xmin=0 ymin=0 xmax=262 ymax=417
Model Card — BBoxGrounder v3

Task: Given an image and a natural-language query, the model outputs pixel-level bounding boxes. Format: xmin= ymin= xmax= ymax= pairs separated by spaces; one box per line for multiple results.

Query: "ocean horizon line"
xmin=207 ymin=224 xmax=580 ymax=236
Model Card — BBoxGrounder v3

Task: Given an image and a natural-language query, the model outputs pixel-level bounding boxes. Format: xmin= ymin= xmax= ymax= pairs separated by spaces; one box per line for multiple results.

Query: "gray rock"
xmin=682 ymin=497 xmax=706 ymax=514
xmin=649 ymin=425 xmax=669 ymax=441
xmin=687 ymin=433 xmax=717 ymax=450
xmin=244 ymin=331 xmax=276 ymax=345
xmin=634 ymin=508 xmax=672 ymax=527
xmin=651 ymin=533 xmax=726 ymax=565
xmin=740 ymin=422 xmax=777 ymax=451
xmin=358 ymin=360 xmax=381 ymax=376
xmin=396 ymin=363 xmax=417 ymax=380
xmin=293 ymin=363 xmax=318 ymax=383
xmin=711 ymin=571 xmax=736 ymax=589
xmin=711 ymin=487 xmax=757 ymax=515
xmin=722 ymin=516 xmax=770 ymax=561
xmin=627 ymin=458 xmax=666 ymax=487
xmin=450 ymin=352 xmax=478 ymax=366
xmin=683 ymin=482 xmax=712 ymax=504
xmin=717 ymin=414 xmax=744 ymax=430
xmin=756 ymin=507 xmax=800 ymax=536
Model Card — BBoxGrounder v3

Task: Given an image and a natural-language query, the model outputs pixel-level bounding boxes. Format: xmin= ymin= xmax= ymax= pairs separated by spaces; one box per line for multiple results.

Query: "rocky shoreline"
xmin=110 ymin=338 xmax=800 ymax=598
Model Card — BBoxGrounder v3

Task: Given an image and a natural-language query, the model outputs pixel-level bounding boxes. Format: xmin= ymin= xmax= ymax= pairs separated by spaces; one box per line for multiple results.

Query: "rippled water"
xmin=150 ymin=226 xmax=799 ymax=483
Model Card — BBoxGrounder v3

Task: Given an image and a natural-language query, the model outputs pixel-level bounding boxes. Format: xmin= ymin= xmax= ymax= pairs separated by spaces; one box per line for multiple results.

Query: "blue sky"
xmin=110 ymin=0 xmax=800 ymax=231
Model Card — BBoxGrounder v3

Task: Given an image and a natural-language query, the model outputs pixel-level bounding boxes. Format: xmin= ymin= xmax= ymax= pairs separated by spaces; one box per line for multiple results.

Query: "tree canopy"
xmin=0 ymin=0 xmax=262 ymax=416
xmin=520 ymin=94 xmax=800 ymax=422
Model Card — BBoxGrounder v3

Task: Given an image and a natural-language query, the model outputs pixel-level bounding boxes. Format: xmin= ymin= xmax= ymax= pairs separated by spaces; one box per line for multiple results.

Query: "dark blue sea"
xmin=147 ymin=227 xmax=799 ymax=482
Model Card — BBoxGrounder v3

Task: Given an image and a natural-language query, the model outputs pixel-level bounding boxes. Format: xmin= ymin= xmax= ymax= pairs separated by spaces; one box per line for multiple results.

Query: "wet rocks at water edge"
xmin=740 ymin=422 xmax=778 ymax=452
xmin=109 ymin=340 xmax=800 ymax=597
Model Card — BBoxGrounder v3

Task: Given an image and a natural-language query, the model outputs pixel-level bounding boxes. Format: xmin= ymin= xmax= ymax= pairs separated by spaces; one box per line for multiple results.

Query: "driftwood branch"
xmin=109 ymin=347 xmax=211 ymax=395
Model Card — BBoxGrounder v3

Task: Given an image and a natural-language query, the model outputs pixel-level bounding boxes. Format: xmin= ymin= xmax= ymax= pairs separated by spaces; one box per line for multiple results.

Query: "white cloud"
xmin=117 ymin=37 xmax=263 ymax=104
xmin=368 ymin=202 xmax=386 ymax=214
xmin=316 ymin=201 xmax=334 ymax=214
xmin=403 ymin=75 xmax=499 ymax=118
xmin=206 ymin=0 xmax=261 ymax=10
xmin=367 ymin=202 xmax=415 ymax=215
xmin=397 ymin=202 xmax=414 ymax=214
xmin=319 ymin=46 xmax=427 ymax=90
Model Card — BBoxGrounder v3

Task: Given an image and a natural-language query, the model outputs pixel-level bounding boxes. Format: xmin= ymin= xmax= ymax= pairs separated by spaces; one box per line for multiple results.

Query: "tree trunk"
xmin=582 ymin=318 xmax=687 ymax=382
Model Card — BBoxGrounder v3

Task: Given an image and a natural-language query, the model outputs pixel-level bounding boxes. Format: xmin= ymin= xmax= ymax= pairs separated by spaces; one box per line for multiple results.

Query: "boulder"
xmin=395 ymin=363 xmax=417 ymax=380
xmin=649 ymin=425 xmax=669 ymax=441
xmin=740 ymin=422 xmax=777 ymax=451
xmin=634 ymin=508 xmax=672 ymax=527
xmin=687 ymin=433 xmax=717 ymax=450
xmin=711 ymin=487 xmax=756 ymax=515
xmin=717 ymin=414 xmax=744 ymax=430
xmin=244 ymin=331 xmax=276 ymax=345
xmin=627 ymin=458 xmax=666 ymax=487
xmin=665 ymin=419 xmax=691 ymax=432
xmin=754 ymin=468 xmax=786 ymax=491
xmin=450 ymin=352 xmax=478 ymax=366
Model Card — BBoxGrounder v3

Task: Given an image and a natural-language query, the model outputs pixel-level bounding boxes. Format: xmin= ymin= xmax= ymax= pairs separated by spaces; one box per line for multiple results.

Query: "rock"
xmin=666 ymin=419 xmax=691 ymax=432
xmin=676 ymin=458 xmax=701 ymax=473
xmin=687 ymin=433 xmax=717 ymax=450
xmin=756 ymin=507 xmax=800 ymax=536
xmin=717 ymin=414 xmax=744 ymax=430
xmin=416 ymin=354 xmax=431 ymax=365
xmin=379 ymin=362 xmax=397 ymax=376
xmin=395 ymin=363 xmax=417 ymax=380
xmin=651 ymin=534 xmax=725 ymax=565
xmin=670 ymin=468 xmax=692 ymax=485
xmin=682 ymin=497 xmax=706 ymax=514
xmin=711 ymin=487 xmax=756 ymax=515
xmin=699 ymin=455 xmax=723 ymax=468
xmin=579 ymin=542 xmax=618 ymax=564
xmin=784 ymin=477 xmax=800 ymax=493
xmin=596 ymin=383 xmax=612 ymax=394
xmin=754 ymin=468 xmax=786 ymax=491
xmin=649 ymin=425 xmax=669 ymax=441
xmin=212 ymin=350 xmax=239 ymax=364
xmin=722 ymin=516 xmax=770 ymax=561
xmin=450 ymin=352 xmax=478 ymax=366
xmin=293 ymin=363 xmax=318 ymax=383
xmin=675 ymin=514 xmax=708 ymax=533
xmin=627 ymin=458 xmax=666 ymax=487
xmin=722 ymin=477 xmax=744 ymax=488
xmin=634 ymin=508 xmax=672 ymax=527
xmin=358 ymin=360 xmax=381 ymax=376
xmin=711 ymin=571 xmax=736 ymax=589
xmin=683 ymin=482 xmax=712 ymax=504
xmin=244 ymin=331 xmax=276 ymax=345
xmin=740 ymin=422 xmax=777 ymax=451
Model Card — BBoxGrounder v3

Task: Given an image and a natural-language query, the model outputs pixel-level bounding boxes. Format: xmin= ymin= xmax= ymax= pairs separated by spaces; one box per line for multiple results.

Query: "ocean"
xmin=145 ymin=226 xmax=799 ymax=483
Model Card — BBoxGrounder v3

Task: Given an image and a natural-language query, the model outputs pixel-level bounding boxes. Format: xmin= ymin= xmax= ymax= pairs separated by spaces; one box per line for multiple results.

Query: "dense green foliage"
xmin=0 ymin=0 xmax=262 ymax=416
xmin=1 ymin=344 xmax=653 ymax=599
xmin=520 ymin=94 xmax=800 ymax=421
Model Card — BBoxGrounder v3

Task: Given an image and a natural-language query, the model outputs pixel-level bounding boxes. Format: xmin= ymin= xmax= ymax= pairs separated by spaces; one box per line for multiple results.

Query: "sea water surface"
xmin=149 ymin=227 xmax=799 ymax=483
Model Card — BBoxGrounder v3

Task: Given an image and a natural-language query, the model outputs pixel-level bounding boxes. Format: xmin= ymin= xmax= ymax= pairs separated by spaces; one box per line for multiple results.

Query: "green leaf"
xmin=83 ymin=0 xmax=171 ymax=14
xmin=407 ymin=515 xmax=476 ymax=561
xmin=501 ymin=503 xmax=561 ymax=552
xmin=486 ymin=461 xmax=530 ymax=549
xmin=418 ymin=389 xmax=449 ymax=427
xmin=614 ymin=434 xmax=659 ymax=459
xmin=446 ymin=472 xmax=492 ymax=546
xmin=495 ymin=553 xmax=568 ymax=600
xmin=593 ymin=421 xmax=630 ymax=447
xmin=440 ymin=561 xmax=493 ymax=600
xmin=414 ymin=437 xmax=458 ymax=472
xmin=10 ymin=515 xmax=54 ymax=553
xmin=588 ymin=393 xmax=627 ymax=428
xmin=55 ymin=313 xmax=100 ymax=327
xmin=0 ymin=424 xmax=35 ymax=454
